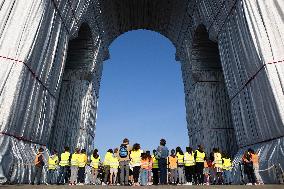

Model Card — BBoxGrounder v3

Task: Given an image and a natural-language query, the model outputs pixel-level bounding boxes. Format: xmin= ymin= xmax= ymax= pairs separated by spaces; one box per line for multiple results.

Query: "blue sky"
xmin=94 ymin=30 xmax=188 ymax=157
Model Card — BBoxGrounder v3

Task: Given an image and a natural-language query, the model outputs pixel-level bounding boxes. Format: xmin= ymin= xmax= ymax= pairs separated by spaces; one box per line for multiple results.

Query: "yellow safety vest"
xmin=78 ymin=153 xmax=87 ymax=168
xmin=152 ymin=155 xmax=159 ymax=168
xmin=110 ymin=156 xmax=119 ymax=169
xmin=184 ymin=152 xmax=195 ymax=166
xmin=59 ymin=152 xmax=70 ymax=166
xmin=91 ymin=156 xmax=100 ymax=169
xmin=195 ymin=150 xmax=205 ymax=163
xmin=176 ymin=152 xmax=184 ymax=165
xmin=214 ymin=152 xmax=222 ymax=168
xmin=71 ymin=153 xmax=80 ymax=166
xmin=48 ymin=155 xmax=58 ymax=170
xmin=103 ymin=152 xmax=113 ymax=166
xmin=130 ymin=150 xmax=141 ymax=165
xmin=222 ymin=158 xmax=232 ymax=170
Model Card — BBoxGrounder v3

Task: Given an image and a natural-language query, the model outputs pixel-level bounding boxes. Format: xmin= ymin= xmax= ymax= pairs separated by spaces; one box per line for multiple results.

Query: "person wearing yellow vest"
xmin=168 ymin=149 xmax=178 ymax=185
xmin=152 ymin=150 xmax=159 ymax=185
xmin=57 ymin=146 xmax=71 ymax=185
xmin=109 ymin=148 xmax=119 ymax=185
xmin=69 ymin=148 xmax=80 ymax=185
xmin=184 ymin=147 xmax=195 ymax=185
xmin=31 ymin=147 xmax=45 ymax=185
xmin=130 ymin=143 xmax=142 ymax=186
xmin=194 ymin=145 xmax=206 ymax=185
xmin=77 ymin=149 xmax=87 ymax=185
xmin=176 ymin=147 xmax=185 ymax=185
xmin=103 ymin=149 xmax=113 ymax=185
xmin=222 ymin=153 xmax=232 ymax=185
xmin=90 ymin=149 xmax=100 ymax=185
xmin=47 ymin=150 xmax=59 ymax=185
xmin=213 ymin=148 xmax=223 ymax=184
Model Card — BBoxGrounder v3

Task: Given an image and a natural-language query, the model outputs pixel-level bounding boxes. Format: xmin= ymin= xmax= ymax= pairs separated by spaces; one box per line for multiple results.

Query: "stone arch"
xmin=49 ymin=22 xmax=97 ymax=153
xmin=181 ymin=24 xmax=238 ymax=155
xmin=100 ymin=0 xmax=192 ymax=60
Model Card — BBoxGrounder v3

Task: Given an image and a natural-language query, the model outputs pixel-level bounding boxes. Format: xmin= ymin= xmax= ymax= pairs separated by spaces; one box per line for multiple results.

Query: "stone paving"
xmin=0 ymin=185 xmax=283 ymax=189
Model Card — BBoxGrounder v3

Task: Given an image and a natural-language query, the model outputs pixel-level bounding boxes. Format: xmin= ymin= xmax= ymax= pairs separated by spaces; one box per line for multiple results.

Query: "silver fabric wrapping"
xmin=0 ymin=0 xmax=283 ymax=184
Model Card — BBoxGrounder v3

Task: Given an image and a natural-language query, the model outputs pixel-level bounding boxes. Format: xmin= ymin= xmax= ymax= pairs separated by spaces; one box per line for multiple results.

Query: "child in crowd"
xmin=176 ymin=147 xmax=185 ymax=185
xmin=222 ymin=153 xmax=232 ymax=185
xmin=140 ymin=153 xmax=149 ymax=186
xmin=130 ymin=143 xmax=142 ymax=186
xmin=146 ymin=151 xmax=153 ymax=185
xmin=109 ymin=148 xmax=119 ymax=185
xmin=90 ymin=149 xmax=100 ymax=185
xmin=204 ymin=159 xmax=211 ymax=185
xmin=168 ymin=149 xmax=178 ymax=185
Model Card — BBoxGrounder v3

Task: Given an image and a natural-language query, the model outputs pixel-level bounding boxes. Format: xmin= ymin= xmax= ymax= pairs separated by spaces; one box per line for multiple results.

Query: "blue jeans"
xmin=57 ymin=166 xmax=69 ymax=184
xmin=223 ymin=170 xmax=232 ymax=184
xmin=140 ymin=169 xmax=148 ymax=186
xmin=47 ymin=169 xmax=57 ymax=184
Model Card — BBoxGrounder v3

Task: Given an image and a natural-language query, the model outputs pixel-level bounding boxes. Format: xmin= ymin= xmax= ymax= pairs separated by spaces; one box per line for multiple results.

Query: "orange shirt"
xmin=148 ymin=157 xmax=153 ymax=169
xmin=168 ymin=156 xmax=177 ymax=169
xmin=141 ymin=159 xmax=149 ymax=169
xmin=251 ymin=153 xmax=259 ymax=165
xmin=204 ymin=161 xmax=208 ymax=168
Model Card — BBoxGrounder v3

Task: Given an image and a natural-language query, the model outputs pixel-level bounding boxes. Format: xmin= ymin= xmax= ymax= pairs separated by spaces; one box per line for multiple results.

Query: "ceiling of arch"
xmin=98 ymin=0 xmax=193 ymax=60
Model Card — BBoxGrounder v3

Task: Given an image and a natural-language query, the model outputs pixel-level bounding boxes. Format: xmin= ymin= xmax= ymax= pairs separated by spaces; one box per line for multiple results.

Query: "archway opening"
xmin=94 ymin=30 xmax=188 ymax=154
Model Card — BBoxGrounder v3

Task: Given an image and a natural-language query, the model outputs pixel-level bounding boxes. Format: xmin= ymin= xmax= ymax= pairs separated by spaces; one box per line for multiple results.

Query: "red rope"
xmin=0 ymin=55 xmax=56 ymax=99
xmin=192 ymin=80 xmax=220 ymax=87
xmin=0 ymin=132 xmax=46 ymax=146
xmin=230 ymin=59 xmax=284 ymax=101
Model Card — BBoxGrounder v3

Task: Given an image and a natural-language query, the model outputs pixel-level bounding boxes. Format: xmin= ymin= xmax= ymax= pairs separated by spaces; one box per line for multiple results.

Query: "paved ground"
xmin=0 ymin=185 xmax=283 ymax=189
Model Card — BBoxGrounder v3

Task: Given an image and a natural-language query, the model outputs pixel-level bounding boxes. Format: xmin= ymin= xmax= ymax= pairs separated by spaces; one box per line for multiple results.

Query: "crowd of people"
xmin=31 ymin=138 xmax=263 ymax=186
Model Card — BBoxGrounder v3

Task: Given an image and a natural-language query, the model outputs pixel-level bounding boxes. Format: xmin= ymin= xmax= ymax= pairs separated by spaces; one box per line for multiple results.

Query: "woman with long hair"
xmin=130 ymin=143 xmax=142 ymax=186
xmin=176 ymin=146 xmax=185 ymax=185
xmin=90 ymin=149 xmax=100 ymax=185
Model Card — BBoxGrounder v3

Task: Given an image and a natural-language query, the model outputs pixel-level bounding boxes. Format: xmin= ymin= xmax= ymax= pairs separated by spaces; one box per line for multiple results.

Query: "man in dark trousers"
xmin=156 ymin=139 xmax=169 ymax=185
xmin=31 ymin=147 xmax=45 ymax=185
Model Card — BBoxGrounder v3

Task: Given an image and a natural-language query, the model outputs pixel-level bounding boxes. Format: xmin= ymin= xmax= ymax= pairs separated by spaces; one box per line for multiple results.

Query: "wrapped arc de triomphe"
xmin=0 ymin=0 xmax=283 ymax=184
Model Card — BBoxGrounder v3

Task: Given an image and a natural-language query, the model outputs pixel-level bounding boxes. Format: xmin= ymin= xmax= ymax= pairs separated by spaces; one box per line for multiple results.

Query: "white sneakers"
xmin=183 ymin=182 xmax=192 ymax=185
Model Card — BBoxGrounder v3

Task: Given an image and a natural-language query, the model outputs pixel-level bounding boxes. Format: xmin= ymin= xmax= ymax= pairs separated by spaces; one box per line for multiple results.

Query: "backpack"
xmin=34 ymin=153 xmax=43 ymax=166
xmin=119 ymin=144 xmax=128 ymax=158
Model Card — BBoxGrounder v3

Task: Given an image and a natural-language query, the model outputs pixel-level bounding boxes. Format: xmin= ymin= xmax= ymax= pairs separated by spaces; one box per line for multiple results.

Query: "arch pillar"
xmin=182 ymin=26 xmax=238 ymax=155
